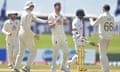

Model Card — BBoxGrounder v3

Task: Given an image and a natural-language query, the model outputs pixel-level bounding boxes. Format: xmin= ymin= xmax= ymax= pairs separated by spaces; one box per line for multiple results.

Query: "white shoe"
xmin=52 ymin=68 xmax=56 ymax=72
xmin=61 ymin=67 xmax=70 ymax=72
xmin=8 ymin=64 xmax=13 ymax=69
xmin=12 ymin=68 xmax=20 ymax=72
xmin=22 ymin=66 xmax=30 ymax=72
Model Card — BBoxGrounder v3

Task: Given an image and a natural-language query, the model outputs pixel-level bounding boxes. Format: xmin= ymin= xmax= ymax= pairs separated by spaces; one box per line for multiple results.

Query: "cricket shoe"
xmin=61 ymin=66 xmax=70 ymax=72
xmin=22 ymin=66 xmax=30 ymax=72
xmin=8 ymin=64 xmax=13 ymax=69
xmin=51 ymin=68 xmax=56 ymax=72
xmin=12 ymin=68 xmax=20 ymax=72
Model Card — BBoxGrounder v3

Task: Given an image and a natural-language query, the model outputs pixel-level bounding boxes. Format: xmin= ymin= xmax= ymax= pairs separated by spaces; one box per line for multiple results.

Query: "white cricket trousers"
xmin=15 ymin=32 xmax=36 ymax=68
xmin=6 ymin=38 xmax=19 ymax=65
xmin=51 ymin=34 xmax=69 ymax=69
xmin=99 ymin=38 xmax=110 ymax=72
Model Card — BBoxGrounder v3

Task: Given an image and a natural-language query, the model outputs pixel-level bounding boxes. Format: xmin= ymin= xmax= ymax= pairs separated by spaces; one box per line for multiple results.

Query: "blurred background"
xmin=0 ymin=0 xmax=120 ymax=70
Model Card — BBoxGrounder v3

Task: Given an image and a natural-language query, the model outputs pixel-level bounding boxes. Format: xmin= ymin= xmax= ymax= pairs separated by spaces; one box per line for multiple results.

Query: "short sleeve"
xmin=72 ymin=19 xmax=77 ymax=29
xmin=48 ymin=14 xmax=54 ymax=23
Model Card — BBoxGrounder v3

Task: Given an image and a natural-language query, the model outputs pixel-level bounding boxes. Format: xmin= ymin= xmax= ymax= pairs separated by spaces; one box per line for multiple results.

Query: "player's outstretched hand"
xmin=89 ymin=16 xmax=97 ymax=21
xmin=89 ymin=17 xmax=94 ymax=21
xmin=8 ymin=32 xmax=12 ymax=36
xmin=87 ymin=41 xmax=99 ymax=48
xmin=49 ymin=24 xmax=56 ymax=28
xmin=34 ymin=35 xmax=40 ymax=40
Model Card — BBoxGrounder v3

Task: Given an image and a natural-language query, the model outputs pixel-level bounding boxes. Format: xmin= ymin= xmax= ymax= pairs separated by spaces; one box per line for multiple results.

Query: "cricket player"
xmin=72 ymin=9 xmax=86 ymax=51
xmin=67 ymin=9 xmax=86 ymax=68
xmin=48 ymin=2 xmax=70 ymax=72
xmin=12 ymin=1 xmax=47 ymax=72
xmin=2 ymin=12 xmax=20 ymax=69
xmin=89 ymin=4 xmax=114 ymax=72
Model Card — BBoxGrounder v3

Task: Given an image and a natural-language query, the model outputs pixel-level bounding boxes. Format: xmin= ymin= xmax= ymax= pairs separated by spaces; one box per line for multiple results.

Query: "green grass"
xmin=0 ymin=34 xmax=120 ymax=53
xmin=0 ymin=64 xmax=120 ymax=70
xmin=0 ymin=64 xmax=119 ymax=72
xmin=0 ymin=35 xmax=5 ymax=48
xmin=0 ymin=34 xmax=74 ymax=49
xmin=34 ymin=34 xmax=74 ymax=49
xmin=85 ymin=36 xmax=120 ymax=53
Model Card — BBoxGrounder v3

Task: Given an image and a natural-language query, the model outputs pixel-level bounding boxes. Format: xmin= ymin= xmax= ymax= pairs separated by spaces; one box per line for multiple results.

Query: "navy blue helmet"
xmin=76 ymin=9 xmax=85 ymax=17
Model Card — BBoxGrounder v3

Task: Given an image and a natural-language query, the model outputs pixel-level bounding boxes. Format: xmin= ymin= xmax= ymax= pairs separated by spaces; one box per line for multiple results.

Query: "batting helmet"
xmin=76 ymin=9 xmax=85 ymax=17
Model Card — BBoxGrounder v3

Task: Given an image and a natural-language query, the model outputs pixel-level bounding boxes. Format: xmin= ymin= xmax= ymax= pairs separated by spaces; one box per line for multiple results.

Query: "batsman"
xmin=68 ymin=9 xmax=87 ymax=72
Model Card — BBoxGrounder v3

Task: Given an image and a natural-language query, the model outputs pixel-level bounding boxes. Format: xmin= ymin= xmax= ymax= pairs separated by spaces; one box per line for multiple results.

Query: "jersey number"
xmin=104 ymin=22 xmax=113 ymax=32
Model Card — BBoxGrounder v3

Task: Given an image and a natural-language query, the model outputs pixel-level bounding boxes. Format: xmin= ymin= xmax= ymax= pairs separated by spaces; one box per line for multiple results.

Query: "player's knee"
xmin=29 ymin=46 xmax=37 ymax=53
xmin=64 ymin=50 xmax=69 ymax=57
xmin=30 ymin=49 xmax=37 ymax=54
xmin=100 ymin=53 xmax=107 ymax=57
xmin=17 ymin=52 xmax=24 ymax=57
xmin=100 ymin=55 xmax=106 ymax=62
xmin=52 ymin=51 xmax=58 ymax=58
xmin=29 ymin=49 xmax=37 ymax=58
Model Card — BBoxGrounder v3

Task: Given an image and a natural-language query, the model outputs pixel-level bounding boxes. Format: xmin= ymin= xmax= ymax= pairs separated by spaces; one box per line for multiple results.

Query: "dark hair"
xmin=103 ymin=4 xmax=110 ymax=11
xmin=54 ymin=2 xmax=61 ymax=7
xmin=76 ymin=9 xmax=85 ymax=16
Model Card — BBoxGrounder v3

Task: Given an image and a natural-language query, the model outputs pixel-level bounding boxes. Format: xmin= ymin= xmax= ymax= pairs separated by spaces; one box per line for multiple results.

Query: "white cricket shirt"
xmin=90 ymin=12 xmax=114 ymax=39
xmin=48 ymin=13 xmax=65 ymax=35
xmin=2 ymin=19 xmax=20 ymax=38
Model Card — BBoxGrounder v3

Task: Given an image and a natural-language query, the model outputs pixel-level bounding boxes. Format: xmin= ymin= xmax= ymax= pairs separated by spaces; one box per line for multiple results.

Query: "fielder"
xmin=12 ymin=1 xmax=47 ymax=72
xmin=2 ymin=12 xmax=20 ymax=69
xmin=89 ymin=5 xmax=114 ymax=72
xmin=67 ymin=9 xmax=87 ymax=71
xmin=48 ymin=2 xmax=70 ymax=72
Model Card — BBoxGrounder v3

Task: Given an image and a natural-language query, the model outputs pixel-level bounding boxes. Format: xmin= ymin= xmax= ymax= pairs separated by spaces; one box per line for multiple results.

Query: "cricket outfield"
xmin=0 ymin=34 xmax=120 ymax=53
xmin=0 ymin=34 xmax=120 ymax=72
xmin=0 ymin=64 xmax=120 ymax=72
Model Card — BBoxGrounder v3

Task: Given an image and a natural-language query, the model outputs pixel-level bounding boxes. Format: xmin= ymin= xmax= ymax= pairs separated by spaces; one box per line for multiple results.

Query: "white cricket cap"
xmin=7 ymin=12 xmax=18 ymax=17
xmin=24 ymin=1 xmax=35 ymax=10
